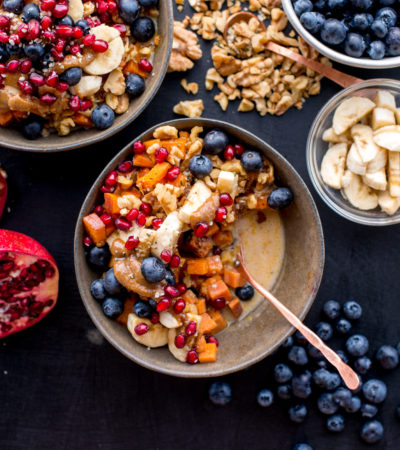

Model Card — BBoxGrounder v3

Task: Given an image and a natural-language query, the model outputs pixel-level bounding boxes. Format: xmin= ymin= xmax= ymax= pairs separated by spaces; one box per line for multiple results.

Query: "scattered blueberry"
xmin=0 ymin=44 xmax=9 ymax=63
xmin=87 ymin=245 xmax=111 ymax=270
xmin=336 ymin=350 xmax=349 ymax=364
xmin=379 ymin=0 xmax=395 ymax=4
xmin=376 ymin=7 xmax=397 ymax=28
xmin=76 ymin=19 xmax=90 ymax=35
xmin=368 ymin=40 xmax=386 ymax=58
xmin=343 ymin=301 xmax=362 ymax=320
xmin=91 ymin=105 xmax=115 ymax=130
xmin=133 ymin=300 xmax=153 ymax=318
xmin=267 ymin=188 xmax=293 ymax=209
xmin=203 ymin=129 xmax=229 ymax=155
xmin=351 ymin=13 xmax=373 ymax=31
xmin=91 ymin=279 xmax=107 ymax=301
xmin=103 ymin=268 xmax=123 ymax=296
xmin=360 ymin=420 xmax=384 ymax=444
xmin=313 ymin=368 xmax=331 ymax=388
xmin=131 ymin=17 xmax=155 ymax=42
xmin=344 ymin=32 xmax=366 ymax=56
xmin=277 ymin=384 xmax=292 ymax=400
xmin=274 ymin=363 xmax=293 ymax=383
xmin=322 ymin=300 xmax=341 ymax=320
xmin=385 ymin=27 xmax=400 ymax=55
xmin=24 ymin=43 xmax=45 ymax=63
xmin=293 ymin=0 xmax=313 ymax=16
xmin=292 ymin=444 xmax=313 ymax=450
xmin=288 ymin=404 xmax=308 ymax=423
xmin=321 ymin=19 xmax=347 ymax=45
xmin=371 ymin=18 xmax=388 ymax=38
xmin=59 ymin=67 xmax=82 ymax=86
xmin=57 ymin=15 xmax=75 ymax=26
xmin=308 ymin=343 xmax=323 ymax=359
xmin=300 ymin=11 xmax=325 ymax=34
xmin=314 ymin=321 xmax=333 ymax=341
xmin=288 ymin=346 xmax=309 ymax=366
xmin=209 ymin=382 xmax=232 ymax=406
xmin=362 ymin=379 xmax=387 ymax=404
xmin=22 ymin=115 xmax=43 ymax=140
xmin=189 ymin=155 xmax=213 ymax=177
xmin=294 ymin=330 xmax=308 ymax=345
xmin=326 ymin=414 xmax=345 ymax=433
xmin=241 ymin=150 xmax=263 ymax=172
xmin=141 ymin=257 xmax=166 ymax=283
xmin=332 ymin=387 xmax=352 ymax=407
xmin=102 ymin=297 xmax=123 ymax=319
xmin=314 ymin=0 xmax=327 ymax=10
xmin=346 ymin=334 xmax=369 ymax=357
xmin=125 ymin=74 xmax=146 ymax=97
xmin=165 ymin=269 xmax=176 ymax=286
xmin=21 ymin=3 xmax=40 ymax=21
xmin=318 ymin=393 xmax=339 ymax=415
xmin=354 ymin=356 xmax=372 ymax=374
xmin=361 ymin=403 xmax=378 ymax=419
xmin=343 ymin=396 xmax=361 ymax=413
xmin=350 ymin=0 xmax=373 ymax=9
xmin=335 ymin=318 xmax=352 ymax=335
xmin=2 ymin=0 xmax=24 ymax=13
xmin=282 ymin=336 xmax=294 ymax=348
xmin=376 ymin=345 xmax=399 ymax=370
xmin=235 ymin=284 xmax=254 ymax=301
xmin=257 ymin=389 xmax=274 ymax=407
xmin=118 ymin=0 xmax=140 ymax=24
xmin=292 ymin=371 xmax=312 ymax=399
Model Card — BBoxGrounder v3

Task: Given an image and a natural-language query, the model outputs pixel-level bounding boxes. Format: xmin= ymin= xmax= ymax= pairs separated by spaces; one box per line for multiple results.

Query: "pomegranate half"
xmin=0 ymin=167 xmax=8 ymax=220
xmin=0 ymin=229 xmax=59 ymax=338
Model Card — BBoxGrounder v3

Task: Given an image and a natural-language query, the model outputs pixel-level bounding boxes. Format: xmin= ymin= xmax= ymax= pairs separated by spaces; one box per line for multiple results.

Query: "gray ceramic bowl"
xmin=0 ymin=1 xmax=173 ymax=153
xmin=74 ymin=118 xmax=325 ymax=377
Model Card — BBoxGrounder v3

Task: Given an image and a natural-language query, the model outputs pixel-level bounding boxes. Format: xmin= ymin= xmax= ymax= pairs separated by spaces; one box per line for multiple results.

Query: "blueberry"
xmin=337 ymin=350 xmax=349 ymax=364
xmin=368 ymin=39 xmax=386 ymax=59
xmin=386 ymin=27 xmax=400 ymax=55
xmin=351 ymin=13 xmax=373 ymax=31
xmin=235 ymin=284 xmax=254 ymax=301
xmin=344 ymin=33 xmax=366 ymax=57
xmin=138 ymin=0 xmax=158 ymax=6
xmin=125 ymin=73 xmax=145 ymax=97
xmin=313 ymin=368 xmax=331 ymax=388
xmin=376 ymin=7 xmax=397 ymax=28
xmin=335 ymin=318 xmax=352 ymax=335
xmin=87 ymin=245 xmax=111 ymax=270
xmin=363 ymin=379 xmax=387 ymax=404
xmin=332 ymin=387 xmax=352 ymax=406
xmin=0 ymin=44 xmax=9 ymax=63
xmin=165 ymin=269 xmax=176 ymax=286
xmin=322 ymin=300 xmax=341 ymax=320
xmin=317 ymin=360 xmax=328 ymax=369
xmin=58 ymin=15 xmax=75 ymax=26
xmin=293 ymin=0 xmax=313 ymax=16
xmin=22 ymin=3 xmax=40 ymax=21
xmin=39 ymin=51 xmax=54 ymax=70
xmin=376 ymin=345 xmax=399 ymax=369
xmin=209 ymin=382 xmax=232 ymax=405
xmin=380 ymin=0 xmax=395 ymax=4
xmin=24 ymin=42 xmax=45 ymax=63
xmin=75 ymin=19 xmax=90 ymax=34
xmin=360 ymin=420 xmax=384 ymax=444
xmin=133 ymin=300 xmax=153 ymax=318
xmin=318 ymin=393 xmax=339 ymax=415
xmin=257 ymin=389 xmax=274 ymax=407
xmin=104 ymin=268 xmax=123 ymax=296
xmin=282 ymin=336 xmax=294 ymax=348
xmin=2 ymin=0 xmax=24 ymax=13
xmin=361 ymin=403 xmax=378 ymax=419
xmin=346 ymin=334 xmax=369 ymax=357
xmin=91 ymin=279 xmax=107 ymax=301
xmin=326 ymin=414 xmax=345 ymax=433
xmin=148 ymin=298 xmax=157 ymax=310
xmin=274 ymin=363 xmax=293 ymax=383
xmin=321 ymin=19 xmax=347 ymax=45
xmin=314 ymin=321 xmax=333 ymax=341
xmin=102 ymin=297 xmax=123 ymax=319
xmin=91 ymin=105 xmax=115 ymax=130
xmin=292 ymin=445 xmax=313 ymax=450
xmin=288 ymin=404 xmax=308 ymax=423
xmin=294 ymin=330 xmax=308 ymax=345
xmin=241 ymin=150 xmax=263 ymax=172
xmin=22 ymin=115 xmax=44 ymax=140
xmin=344 ymin=396 xmax=361 ymax=413
xmin=327 ymin=0 xmax=347 ymax=9
xmin=314 ymin=0 xmax=327 ymax=10
xmin=343 ymin=301 xmax=362 ymax=320
xmin=6 ymin=42 xmax=22 ymax=56
xmin=308 ymin=343 xmax=323 ymax=359
xmin=354 ymin=356 xmax=372 ymax=374
xmin=118 ymin=0 xmax=140 ymax=24
xmin=189 ymin=155 xmax=213 ymax=177
xmin=131 ymin=17 xmax=155 ymax=42
xmin=288 ymin=346 xmax=309 ymax=366
xmin=277 ymin=384 xmax=292 ymax=400
xmin=350 ymin=0 xmax=373 ymax=8
xmin=59 ymin=67 xmax=82 ymax=86
xmin=203 ymin=129 xmax=229 ymax=155
xmin=141 ymin=256 xmax=166 ymax=283
xmin=300 ymin=12 xmax=325 ymax=34
xmin=371 ymin=19 xmax=388 ymax=39
xmin=268 ymin=187 xmax=293 ymax=209
xmin=292 ymin=371 xmax=312 ymax=399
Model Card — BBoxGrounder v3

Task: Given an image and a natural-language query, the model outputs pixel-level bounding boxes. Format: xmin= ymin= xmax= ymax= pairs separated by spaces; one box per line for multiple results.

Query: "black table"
xmin=2 ymin=6 xmax=400 ymax=448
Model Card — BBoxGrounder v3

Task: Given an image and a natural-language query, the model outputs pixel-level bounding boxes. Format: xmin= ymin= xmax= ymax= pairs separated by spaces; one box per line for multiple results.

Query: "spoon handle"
xmin=237 ymin=250 xmax=360 ymax=390
xmin=265 ymin=41 xmax=363 ymax=89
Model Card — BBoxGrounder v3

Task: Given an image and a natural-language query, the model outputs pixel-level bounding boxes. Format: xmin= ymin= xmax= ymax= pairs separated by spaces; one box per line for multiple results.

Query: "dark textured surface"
xmin=1 ymin=4 xmax=400 ymax=448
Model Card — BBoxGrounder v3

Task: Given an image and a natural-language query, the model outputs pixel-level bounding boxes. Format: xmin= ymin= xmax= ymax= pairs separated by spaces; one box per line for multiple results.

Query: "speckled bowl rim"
xmin=0 ymin=1 xmax=173 ymax=153
xmin=74 ymin=118 xmax=325 ymax=378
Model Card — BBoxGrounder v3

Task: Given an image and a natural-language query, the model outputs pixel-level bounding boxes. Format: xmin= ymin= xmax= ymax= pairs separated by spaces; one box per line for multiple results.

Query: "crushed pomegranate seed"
xmin=105 ymin=170 xmax=118 ymax=187
xmin=150 ymin=312 xmax=159 ymax=324
xmin=118 ymin=161 xmax=133 ymax=173
xmin=194 ymin=221 xmax=209 ymax=238
xmin=138 ymin=58 xmax=152 ymax=73
xmin=0 ymin=16 xmax=11 ymax=29
xmin=155 ymin=147 xmax=168 ymax=163
xmin=68 ymin=95 xmax=81 ymax=111
xmin=6 ymin=60 xmax=19 ymax=73
xmin=173 ymin=298 xmax=186 ymax=314
xmin=55 ymin=39 xmax=66 ymax=52
xmin=175 ymin=334 xmax=186 ymax=348
xmin=176 ymin=283 xmax=187 ymax=295
xmin=17 ymin=23 xmax=28 ymax=39
xmin=100 ymin=213 xmax=112 ymax=225
xmin=134 ymin=323 xmax=149 ymax=335
xmin=115 ymin=217 xmax=131 ymax=231
xmin=100 ymin=185 xmax=115 ymax=194
xmin=56 ymin=81 xmax=69 ymax=92
xmin=212 ymin=297 xmax=226 ymax=310
xmin=215 ymin=206 xmax=227 ymax=223
xmin=152 ymin=218 xmax=163 ymax=229
xmin=50 ymin=49 xmax=64 ymax=61
xmin=133 ymin=140 xmax=146 ymax=154
xmin=70 ymin=44 xmax=81 ymax=55
xmin=170 ymin=255 xmax=180 ymax=268
xmin=126 ymin=208 xmax=139 ymax=222
xmin=160 ymin=249 xmax=172 ymax=263
xmin=83 ymin=236 xmax=93 ymax=247
xmin=219 ymin=193 xmax=233 ymax=206
xmin=164 ymin=285 xmax=179 ymax=298
xmin=80 ymin=100 xmax=92 ymax=111
xmin=140 ymin=202 xmax=152 ymax=215
xmin=136 ymin=212 xmax=146 ymax=227
xmin=42 ymin=30 xmax=56 ymax=41
xmin=0 ymin=31 xmax=8 ymax=43
xmin=207 ymin=336 xmax=219 ymax=346
xmin=167 ymin=166 xmax=180 ymax=182
xmin=52 ymin=4 xmax=69 ymax=18
xmin=234 ymin=143 xmax=245 ymax=156
xmin=125 ymin=236 xmax=139 ymax=250
xmin=185 ymin=321 xmax=197 ymax=336
xmin=8 ymin=34 xmax=20 ymax=46
xmin=91 ymin=39 xmax=108 ymax=53
xmin=18 ymin=81 xmax=33 ymax=95
xmin=224 ymin=145 xmax=235 ymax=160
xmin=26 ymin=20 xmax=40 ymax=40
xmin=0 ymin=64 xmax=6 ymax=74
xmin=94 ymin=205 xmax=103 ymax=215
xmin=156 ymin=297 xmax=171 ymax=312
xmin=83 ymin=34 xmax=96 ymax=46
xmin=186 ymin=349 xmax=199 ymax=364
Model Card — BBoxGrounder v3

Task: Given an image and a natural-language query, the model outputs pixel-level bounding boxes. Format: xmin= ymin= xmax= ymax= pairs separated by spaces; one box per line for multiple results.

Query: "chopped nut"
xmin=169 ymin=21 xmax=203 ymax=72
xmin=105 ymin=92 xmax=119 ymax=110
xmin=214 ymin=92 xmax=228 ymax=111
xmin=154 ymin=183 xmax=182 ymax=214
xmin=83 ymin=1 xmax=95 ymax=16
xmin=117 ymin=195 xmax=141 ymax=210
xmin=57 ymin=118 xmax=75 ymax=136
xmin=115 ymin=93 xmax=129 ymax=114
xmin=118 ymin=175 xmax=133 ymax=189
xmin=173 ymin=99 xmax=204 ymax=118
xmin=154 ymin=125 xmax=178 ymax=139
xmin=180 ymin=78 xmax=199 ymax=94
xmin=104 ymin=69 xmax=126 ymax=96
xmin=238 ymin=98 xmax=254 ymax=112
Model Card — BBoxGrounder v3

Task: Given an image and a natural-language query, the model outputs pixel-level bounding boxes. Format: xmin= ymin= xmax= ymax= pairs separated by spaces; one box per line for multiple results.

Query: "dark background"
xmin=1 ymin=3 xmax=400 ymax=448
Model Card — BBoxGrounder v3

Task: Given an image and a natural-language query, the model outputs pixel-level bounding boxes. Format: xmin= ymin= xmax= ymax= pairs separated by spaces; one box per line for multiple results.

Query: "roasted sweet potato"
xmin=196 ymin=335 xmax=207 ymax=353
xmin=143 ymin=138 xmax=161 ymax=149
xmin=83 ymin=213 xmax=106 ymax=246
xmin=123 ymin=60 xmax=148 ymax=78
xmin=187 ymin=258 xmax=208 ymax=275
xmin=0 ymin=112 xmax=13 ymax=127
xmin=197 ymin=298 xmax=207 ymax=315
xmin=212 ymin=230 xmax=233 ymax=248
xmin=224 ymin=266 xmax=246 ymax=288
xmin=73 ymin=113 xmax=92 ymax=127
xmin=205 ymin=222 xmax=219 ymax=237
xmin=207 ymin=279 xmax=232 ymax=301
xmin=103 ymin=193 xmax=121 ymax=216
xmin=198 ymin=343 xmax=218 ymax=363
xmin=209 ymin=309 xmax=227 ymax=333
xmin=186 ymin=235 xmax=214 ymax=258
xmin=206 ymin=255 xmax=223 ymax=276
xmin=168 ymin=172 xmax=186 ymax=188
xmin=198 ymin=312 xmax=218 ymax=335
xmin=116 ymin=297 xmax=136 ymax=326
xmin=160 ymin=138 xmax=187 ymax=154
xmin=182 ymin=289 xmax=198 ymax=304
xmin=133 ymin=153 xmax=156 ymax=168
xmin=137 ymin=162 xmax=171 ymax=190
xmin=228 ymin=297 xmax=243 ymax=318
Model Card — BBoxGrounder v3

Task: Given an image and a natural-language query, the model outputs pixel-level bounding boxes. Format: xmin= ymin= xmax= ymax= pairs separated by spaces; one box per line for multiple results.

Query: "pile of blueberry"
xmin=209 ymin=299 xmax=400 ymax=446
xmin=292 ymin=0 xmax=400 ymax=59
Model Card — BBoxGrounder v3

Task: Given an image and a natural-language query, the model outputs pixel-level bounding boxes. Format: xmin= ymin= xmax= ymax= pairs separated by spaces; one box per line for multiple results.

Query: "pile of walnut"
xmin=169 ymin=0 xmax=331 ymax=117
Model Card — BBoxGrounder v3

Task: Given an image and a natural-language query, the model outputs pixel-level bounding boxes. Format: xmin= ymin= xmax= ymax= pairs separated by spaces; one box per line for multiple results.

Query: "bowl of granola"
xmin=0 ymin=0 xmax=172 ymax=151
xmin=74 ymin=118 xmax=324 ymax=377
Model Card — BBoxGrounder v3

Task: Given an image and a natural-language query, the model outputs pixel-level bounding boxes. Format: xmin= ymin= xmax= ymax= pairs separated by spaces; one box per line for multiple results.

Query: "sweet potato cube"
xmin=123 ymin=60 xmax=148 ymax=78
xmin=182 ymin=289 xmax=198 ymax=304
xmin=103 ymin=193 xmax=121 ymax=216
xmin=137 ymin=162 xmax=171 ymax=190
xmin=224 ymin=266 xmax=246 ymax=288
xmin=212 ymin=230 xmax=233 ymax=248
xmin=198 ymin=313 xmax=218 ymax=335
xmin=73 ymin=113 xmax=92 ymax=127
xmin=187 ymin=258 xmax=209 ymax=275
xmin=197 ymin=298 xmax=207 ymax=315
xmin=196 ymin=335 xmax=207 ymax=353
xmin=160 ymin=138 xmax=187 ymax=154
xmin=168 ymin=172 xmax=186 ymax=188
xmin=207 ymin=279 xmax=232 ymax=301
xmin=133 ymin=153 xmax=156 ymax=168
xmin=209 ymin=309 xmax=227 ymax=333
xmin=206 ymin=255 xmax=223 ymax=276
xmin=205 ymin=222 xmax=219 ymax=237
xmin=256 ymin=196 xmax=268 ymax=209
xmin=143 ymin=138 xmax=161 ymax=149
xmin=83 ymin=213 xmax=106 ymax=246
xmin=0 ymin=112 xmax=13 ymax=127
xmin=198 ymin=343 xmax=218 ymax=363
xmin=116 ymin=297 xmax=136 ymax=326
xmin=228 ymin=297 xmax=243 ymax=319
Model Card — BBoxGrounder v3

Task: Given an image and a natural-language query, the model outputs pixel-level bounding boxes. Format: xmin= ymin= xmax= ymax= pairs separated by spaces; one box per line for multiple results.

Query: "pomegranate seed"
xmin=118 ymin=160 xmax=133 ymax=173
xmin=150 ymin=312 xmax=159 ymax=324
xmin=108 ymin=1 xmax=117 ymax=12
xmin=91 ymin=39 xmax=108 ymax=52
xmin=207 ymin=336 xmax=219 ymax=346
xmin=55 ymin=38 xmax=66 ymax=52
xmin=26 ymin=20 xmax=40 ymax=40
xmin=194 ymin=221 xmax=209 ymax=238
xmin=219 ymin=193 xmax=233 ymax=206
xmin=105 ymin=170 xmax=117 ymax=187
xmin=97 ymin=1 xmax=108 ymax=14
xmin=113 ymin=23 xmax=127 ymax=36
xmin=42 ymin=30 xmax=56 ymax=41
xmin=100 ymin=185 xmax=115 ymax=193
xmin=126 ymin=208 xmax=139 ymax=222
xmin=136 ymin=212 xmax=146 ymax=227
xmin=83 ymin=34 xmax=96 ymax=46
xmin=155 ymin=147 xmax=168 ymax=163
xmin=55 ymin=25 xmax=73 ymax=38
xmin=213 ymin=247 xmax=222 ymax=255
xmin=215 ymin=206 xmax=227 ymax=223
xmin=115 ymin=217 xmax=131 ymax=231
xmin=99 ymin=11 xmax=111 ymax=23
xmin=41 ymin=0 xmax=56 ymax=11
xmin=56 ymin=81 xmax=69 ymax=92
xmin=156 ymin=297 xmax=171 ymax=312
xmin=68 ymin=95 xmax=81 ymax=111
xmin=41 ymin=16 xmax=52 ymax=30
xmin=20 ymin=59 xmax=32 ymax=74
xmin=173 ymin=298 xmax=186 ymax=314
xmin=53 ymin=4 xmax=69 ymax=18
xmin=80 ymin=99 xmax=92 ymax=111
xmin=0 ymin=64 xmax=5 ymax=74
xmin=6 ymin=60 xmax=19 ymax=73
xmin=164 ymin=285 xmax=179 ymax=298
xmin=138 ymin=58 xmax=153 ymax=73
xmin=160 ymin=249 xmax=171 ymax=263
xmin=94 ymin=205 xmax=103 ymax=215
xmin=176 ymin=283 xmax=187 ymax=295
xmin=175 ymin=334 xmax=186 ymax=348
xmin=0 ymin=31 xmax=8 ymax=43
xmin=140 ymin=202 xmax=152 ymax=215
xmin=0 ymin=15 xmax=10 ymax=29
xmin=185 ymin=321 xmax=197 ymax=336
xmin=8 ymin=34 xmax=20 ymax=46
xmin=41 ymin=94 xmax=58 ymax=105
xmin=125 ymin=236 xmax=139 ymax=250
xmin=133 ymin=140 xmax=146 ymax=154
xmin=70 ymin=44 xmax=81 ymax=55
xmin=224 ymin=145 xmax=235 ymax=160
xmin=72 ymin=26 xmax=83 ymax=39
xmin=212 ymin=297 xmax=226 ymax=310
xmin=16 ymin=23 xmax=28 ymax=39
xmin=170 ymin=255 xmax=180 ymax=268
xmin=83 ymin=236 xmax=93 ymax=247
xmin=167 ymin=166 xmax=180 ymax=182
xmin=152 ymin=218 xmax=163 ymax=229
xmin=134 ymin=323 xmax=149 ymax=335
xmin=29 ymin=73 xmax=45 ymax=86
xmin=234 ymin=143 xmax=244 ymax=156
xmin=18 ymin=80 xmax=33 ymax=95
xmin=100 ymin=213 xmax=112 ymax=225
xmin=45 ymin=71 xmax=59 ymax=88
xmin=50 ymin=48 xmax=64 ymax=60
xmin=186 ymin=349 xmax=199 ymax=364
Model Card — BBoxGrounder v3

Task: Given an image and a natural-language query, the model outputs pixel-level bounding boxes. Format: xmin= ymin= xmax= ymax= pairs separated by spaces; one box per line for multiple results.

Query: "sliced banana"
xmin=168 ymin=329 xmax=190 ymax=362
xmin=333 ymin=96 xmax=375 ymax=135
xmin=320 ymin=142 xmax=347 ymax=189
xmin=351 ymin=124 xmax=379 ymax=163
xmin=322 ymin=127 xmax=350 ymax=144
xmin=366 ymin=146 xmax=387 ymax=173
xmin=347 ymin=143 xmax=367 ymax=175
xmin=374 ymin=90 xmax=396 ymax=112
xmin=373 ymin=125 xmax=400 ymax=151
xmin=127 ymin=314 xmax=168 ymax=348
xmin=71 ymin=75 xmax=102 ymax=98
xmin=378 ymin=190 xmax=400 ymax=215
xmin=341 ymin=170 xmax=378 ymax=210
xmin=159 ymin=311 xmax=181 ymax=329
xmin=363 ymin=168 xmax=387 ymax=191
xmin=68 ymin=0 xmax=84 ymax=22
xmin=388 ymin=151 xmax=400 ymax=197
xmin=84 ymin=25 xmax=124 ymax=76
xmin=371 ymin=107 xmax=395 ymax=130
xmin=395 ymin=107 xmax=400 ymax=124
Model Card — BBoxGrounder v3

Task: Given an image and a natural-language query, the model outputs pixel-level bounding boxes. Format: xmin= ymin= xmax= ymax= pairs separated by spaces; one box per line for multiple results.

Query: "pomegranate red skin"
xmin=0 ymin=169 xmax=7 ymax=220
xmin=0 ymin=229 xmax=59 ymax=338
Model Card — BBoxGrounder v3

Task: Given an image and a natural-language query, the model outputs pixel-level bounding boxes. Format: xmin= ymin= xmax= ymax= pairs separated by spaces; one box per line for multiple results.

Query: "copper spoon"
xmin=237 ymin=241 xmax=360 ymax=390
xmin=224 ymin=12 xmax=362 ymax=89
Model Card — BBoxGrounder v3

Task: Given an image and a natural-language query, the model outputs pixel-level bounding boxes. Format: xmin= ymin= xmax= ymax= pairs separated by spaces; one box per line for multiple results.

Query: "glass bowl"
xmin=307 ymin=78 xmax=400 ymax=226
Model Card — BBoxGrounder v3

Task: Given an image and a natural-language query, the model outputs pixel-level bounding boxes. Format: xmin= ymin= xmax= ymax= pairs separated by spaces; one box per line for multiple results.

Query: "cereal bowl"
xmin=74 ymin=118 xmax=324 ymax=377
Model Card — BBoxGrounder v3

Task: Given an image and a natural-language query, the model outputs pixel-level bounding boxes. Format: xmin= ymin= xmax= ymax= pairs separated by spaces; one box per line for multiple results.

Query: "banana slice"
xmin=363 ymin=168 xmax=387 ymax=191
xmin=374 ymin=90 xmax=396 ymax=112
xmin=378 ymin=190 xmax=400 ymax=215
xmin=351 ymin=124 xmax=379 ymax=164
xmin=367 ymin=146 xmax=387 ymax=173
xmin=320 ymin=143 xmax=348 ymax=189
xmin=373 ymin=125 xmax=400 ymax=151
xmin=342 ymin=170 xmax=378 ymax=210
xmin=333 ymin=96 xmax=375 ymax=135
xmin=371 ymin=107 xmax=395 ymax=130
xmin=347 ymin=143 xmax=367 ymax=175
xmin=388 ymin=151 xmax=400 ymax=197
xmin=159 ymin=311 xmax=181 ymax=328
xmin=322 ymin=127 xmax=350 ymax=144
xmin=84 ymin=25 xmax=124 ymax=76
xmin=168 ymin=329 xmax=190 ymax=362
xmin=127 ymin=314 xmax=168 ymax=348
xmin=68 ymin=0 xmax=84 ymax=22
xmin=71 ymin=75 xmax=102 ymax=98
xmin=395 ymin=108 xmax=400 ymax=124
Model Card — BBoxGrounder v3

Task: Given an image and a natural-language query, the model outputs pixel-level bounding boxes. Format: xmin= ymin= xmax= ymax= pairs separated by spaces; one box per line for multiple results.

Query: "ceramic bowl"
xmin=0 ymin=0 xmax=173 ymax=153
xmin=74 ymin=118 xmax=325 ymax=377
